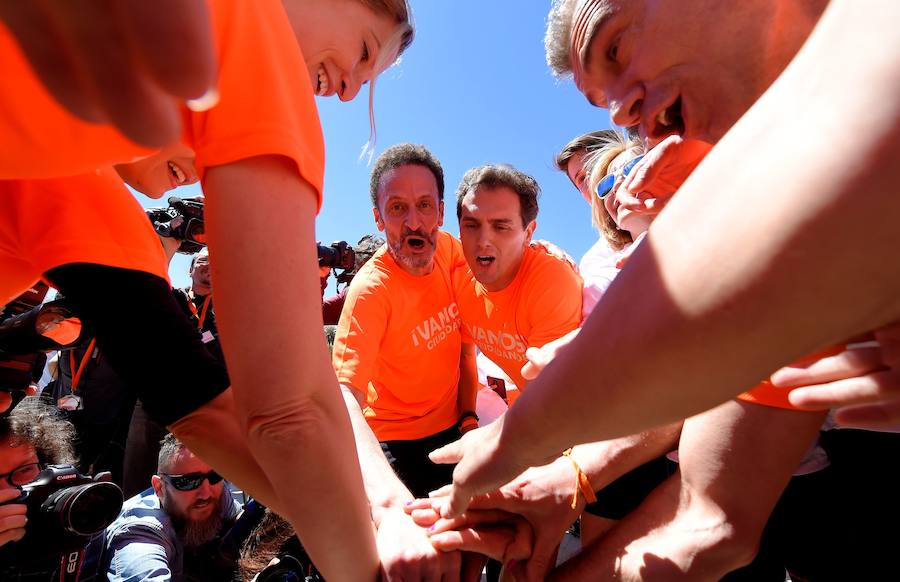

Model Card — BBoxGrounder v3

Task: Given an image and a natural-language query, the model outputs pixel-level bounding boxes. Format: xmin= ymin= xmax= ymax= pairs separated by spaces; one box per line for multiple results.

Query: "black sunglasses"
xmin=596 ymin=154 xmax=645 ymax=200
xmin=162 ymin=470 xmax=223 ymax=491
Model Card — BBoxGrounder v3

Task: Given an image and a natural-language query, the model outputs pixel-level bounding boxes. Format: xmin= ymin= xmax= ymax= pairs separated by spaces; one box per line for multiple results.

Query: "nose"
xmin=339 ymin=71 xmax=364 ymax=102
xmin=608 ymin=80 xmax=644 ymax=129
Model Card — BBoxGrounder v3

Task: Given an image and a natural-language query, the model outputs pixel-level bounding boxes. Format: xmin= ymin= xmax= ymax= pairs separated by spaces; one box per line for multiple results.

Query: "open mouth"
xmin=476 ymin=255 xmax=496 ymax=267
xmin=168 ymin=161 xmax=188 ymax=186
xmin=650 ymin=96 xmax=686 ymax=139
xmin=406 ymin=236 xmax=427 ymax=250
xmin=315 ymin=64 xmax=330 ymax=97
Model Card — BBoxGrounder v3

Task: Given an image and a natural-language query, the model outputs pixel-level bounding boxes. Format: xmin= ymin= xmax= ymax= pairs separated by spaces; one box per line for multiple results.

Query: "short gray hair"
xmin=545 ymin=0 xmax=579 ymax=78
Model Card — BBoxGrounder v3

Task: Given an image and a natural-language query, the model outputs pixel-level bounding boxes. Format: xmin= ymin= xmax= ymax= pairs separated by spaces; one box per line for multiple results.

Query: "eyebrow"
xmin=580 ymin=2 xmax=618 ymax=72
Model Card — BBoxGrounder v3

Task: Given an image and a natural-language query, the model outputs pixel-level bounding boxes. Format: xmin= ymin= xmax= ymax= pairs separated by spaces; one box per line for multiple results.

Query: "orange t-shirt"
xmin=0 ymin=0 xmax=325 ymax=203
xmin=454 ymin=245 xmax=583 ymax=393
xmin=333 ymin=231 xmax=468 ymax=441
xmin=737 ymin=345 xmax=846 ymax=410
xmin=0 ymin=169 xmax=168 ymax=304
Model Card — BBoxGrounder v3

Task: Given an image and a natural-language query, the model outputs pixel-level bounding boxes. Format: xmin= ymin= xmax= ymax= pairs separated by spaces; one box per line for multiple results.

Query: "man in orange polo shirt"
xmin=453 ymin=164 xmax=582 ymax=402
xmin=332 ymin=143 xmax=479 ymax=578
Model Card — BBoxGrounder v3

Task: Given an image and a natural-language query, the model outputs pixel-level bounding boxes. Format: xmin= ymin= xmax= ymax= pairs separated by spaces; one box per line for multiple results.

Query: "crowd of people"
xmin=1 ymin=0 xmax=898 ymax=580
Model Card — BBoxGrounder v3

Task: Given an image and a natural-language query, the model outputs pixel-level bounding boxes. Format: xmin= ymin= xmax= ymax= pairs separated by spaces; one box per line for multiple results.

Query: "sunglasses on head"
xmin=596 ymin=154 xmax=645 ymax=200
xmin=162 ymin=470 xmax=223 ymax=491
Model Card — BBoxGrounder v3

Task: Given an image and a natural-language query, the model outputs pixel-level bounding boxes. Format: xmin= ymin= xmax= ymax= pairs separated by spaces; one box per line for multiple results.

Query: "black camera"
xmin=1 ymin=283 xmax=83 ymax=396
xmin=147 ymin=196 xmax=206 ymax=254
xmin=317 ymin=241 xmax=355 ymax=271
xmin=0 ymin=465 xmax=123 ymax=565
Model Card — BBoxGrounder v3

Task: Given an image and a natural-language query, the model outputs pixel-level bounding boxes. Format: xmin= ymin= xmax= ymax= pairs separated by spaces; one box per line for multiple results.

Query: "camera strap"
xmin=68 ymin=338 xmax=97 ymax=395
xmin=58 ymin=548 xmax=84 ymax=582
xmin=186 ymin=293 xmax=212 ymax=330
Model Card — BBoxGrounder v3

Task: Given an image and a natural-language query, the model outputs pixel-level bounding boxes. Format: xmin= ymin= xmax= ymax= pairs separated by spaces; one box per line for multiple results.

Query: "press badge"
xmin=58 ymin=394 xmax=83 ymax=411
xmin=201 ymin=330 xmax=215 ymax=344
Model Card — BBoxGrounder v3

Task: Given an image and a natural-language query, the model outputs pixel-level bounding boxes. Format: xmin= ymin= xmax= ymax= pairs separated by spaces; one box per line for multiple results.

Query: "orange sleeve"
xmin=332 ymin=272 xmax=389 ymax=396
xmin=524 ymin=249 xmax=583 ymax=348
xmin=0 ymin=24 xmax=152 ymax=179
xmin=0 ymin=169 xmax=169 ymax=303
xmin=186 ymin=0 xmax=325 ymax=210
xmin=737 ymin=345 xmax=846 ymax=410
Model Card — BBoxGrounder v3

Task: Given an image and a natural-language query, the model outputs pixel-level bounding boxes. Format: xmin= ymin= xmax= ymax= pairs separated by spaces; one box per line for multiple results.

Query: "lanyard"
xmin=69 ymin=338 xmax=97 ymax=394
xmin=187 ymin=293 xmax=212 ymax=330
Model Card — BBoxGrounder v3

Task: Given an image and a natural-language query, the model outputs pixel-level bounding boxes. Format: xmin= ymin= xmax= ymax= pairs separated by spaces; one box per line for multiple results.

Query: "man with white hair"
xmin=437 ymin=0 xmax=900 ymax=578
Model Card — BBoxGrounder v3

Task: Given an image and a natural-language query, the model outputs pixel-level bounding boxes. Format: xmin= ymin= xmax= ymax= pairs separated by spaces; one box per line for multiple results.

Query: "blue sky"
xmin=140 ymin=1 xmax=614 ymax=290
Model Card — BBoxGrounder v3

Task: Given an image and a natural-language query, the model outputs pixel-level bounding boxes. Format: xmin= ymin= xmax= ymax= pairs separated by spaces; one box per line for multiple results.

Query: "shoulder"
xmin=525 ymin=244 xmax=582 ymax=287
xmin=107 ymin=491 xmax=170 ymax=543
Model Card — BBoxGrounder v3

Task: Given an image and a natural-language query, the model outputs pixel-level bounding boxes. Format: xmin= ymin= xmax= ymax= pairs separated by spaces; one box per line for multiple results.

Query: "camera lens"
xmin=48 ymin=482 xmax=123 ymax=535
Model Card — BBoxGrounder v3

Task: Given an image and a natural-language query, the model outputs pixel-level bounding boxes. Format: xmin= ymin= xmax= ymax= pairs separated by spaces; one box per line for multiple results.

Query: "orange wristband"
xmin=562 ymin=448 xmax=597 ymax=509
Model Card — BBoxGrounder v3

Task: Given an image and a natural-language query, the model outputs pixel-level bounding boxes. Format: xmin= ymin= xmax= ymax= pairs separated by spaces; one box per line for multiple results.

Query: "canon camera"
xmin=0 ymin=464 xmax=123 ymax=566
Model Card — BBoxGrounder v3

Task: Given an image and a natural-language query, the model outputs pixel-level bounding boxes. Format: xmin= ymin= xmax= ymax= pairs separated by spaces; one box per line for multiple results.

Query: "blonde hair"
xmin=360 ymin=1 xmax=415 ymax=160
xmin=584 ymin=131 xmax=642 ymax=250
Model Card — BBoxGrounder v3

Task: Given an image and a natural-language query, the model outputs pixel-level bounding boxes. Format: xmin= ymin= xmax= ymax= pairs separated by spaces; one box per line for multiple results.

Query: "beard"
xmin=164 ymin=488 xmax=231 ymax=548
xmin=387 ymin=227 xmax=437 ymax=271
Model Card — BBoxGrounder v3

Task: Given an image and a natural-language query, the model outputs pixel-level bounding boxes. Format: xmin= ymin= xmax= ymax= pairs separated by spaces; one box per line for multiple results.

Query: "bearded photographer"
xmin=0 ymin=397 xmax=82 ymax=580
xmin=104 ymin=434 xmax=241 ymax=582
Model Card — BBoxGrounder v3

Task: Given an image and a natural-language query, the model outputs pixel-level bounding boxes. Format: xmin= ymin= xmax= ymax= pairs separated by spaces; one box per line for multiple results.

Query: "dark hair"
xmin=369 ymin=143 xmax=445 ymax=207
xmin=0 ymin=397 xmax=76 ymax=465
xmin=456 ymin=164 xmax=540 ymax=227
xmin=157 ymin=432 xmax=187 ymax=474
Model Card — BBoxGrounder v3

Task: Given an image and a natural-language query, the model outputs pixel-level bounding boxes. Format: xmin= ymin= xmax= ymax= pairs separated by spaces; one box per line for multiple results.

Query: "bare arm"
xmin=340 ymin=383 xmax=463 ymax=580
xmin=204 ymin=156 xmax=377 ymax=582
xmin=439 ymin=0 xmax=900 ymax=514
xmin=555 ymin=402 xmax=826 ymax=581
xmin=457 ymin=342 xmax=479 ymax=427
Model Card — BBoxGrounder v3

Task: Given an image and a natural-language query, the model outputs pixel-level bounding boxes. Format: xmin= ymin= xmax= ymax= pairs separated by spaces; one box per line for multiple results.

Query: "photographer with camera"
xmin=122 ymin=201 xmax=227 ymax=499
xmin=320 ymin=235 xmax=384 ymax=326
xmin=1 ymin=397 xmax=122 ymax=581
xmin=104 ymin=434 xmax=242 ymax=582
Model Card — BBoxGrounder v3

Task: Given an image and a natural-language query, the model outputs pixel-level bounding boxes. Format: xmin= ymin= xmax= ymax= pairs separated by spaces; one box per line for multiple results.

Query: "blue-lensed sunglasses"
xmin=596 ymin=155 xmax=645 ymax=200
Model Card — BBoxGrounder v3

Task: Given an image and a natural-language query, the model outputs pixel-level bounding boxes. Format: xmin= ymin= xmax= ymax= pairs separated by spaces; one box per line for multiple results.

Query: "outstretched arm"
xmin=204 ymin=155 xmax=377 ymax=582
xmin=439 ymin=0 xmax=900 ymax=515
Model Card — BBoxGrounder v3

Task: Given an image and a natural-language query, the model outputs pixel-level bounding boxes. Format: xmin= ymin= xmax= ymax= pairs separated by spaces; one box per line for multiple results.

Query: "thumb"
xmin=429 ymin=438 xmax=464 ymax=465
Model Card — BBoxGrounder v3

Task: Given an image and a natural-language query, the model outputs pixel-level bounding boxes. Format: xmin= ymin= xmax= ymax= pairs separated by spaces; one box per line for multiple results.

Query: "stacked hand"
xmin=408 ymin=455 xmax=584 ymax=581
xmin=773 ymin=322 xmax=900 ymax=429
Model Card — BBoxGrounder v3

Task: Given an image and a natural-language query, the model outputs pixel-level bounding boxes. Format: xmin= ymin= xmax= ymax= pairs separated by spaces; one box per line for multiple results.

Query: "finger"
xmin=47 ymin=0 xmax=181 ymax=147
xmin=411 ymin=508 xmax=442 ymax=527
xmin=406 ymin=498 xmax=439 ymax=511
xmin=429 ymin=509 xmax=521 ymax=536
xmin=430 ymin=526 xmax=516 ymax=560
xmin=443 ymin=485 xmax=474 ymax=519
xmin=771 ymin=347 xmax=883 ymax=387
xmin=0 ymin=488 xmax=25 ymax=503
xmin=832 ymin=400 xmax=900 ymax=430
xmin=429 ymin=484 xmax=453 ymax=498
xmin=0 ymin=526 xmax=27 ymax=546
xmin=521 ymin=347 xmax=550 ymax=381
xmin=429 ymin=439 xmax=464 ymax=465
xmin=787 ymin=371 xmax=900 ymax=409
xmin=119 ymin=0 xmax=216 ymax=100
